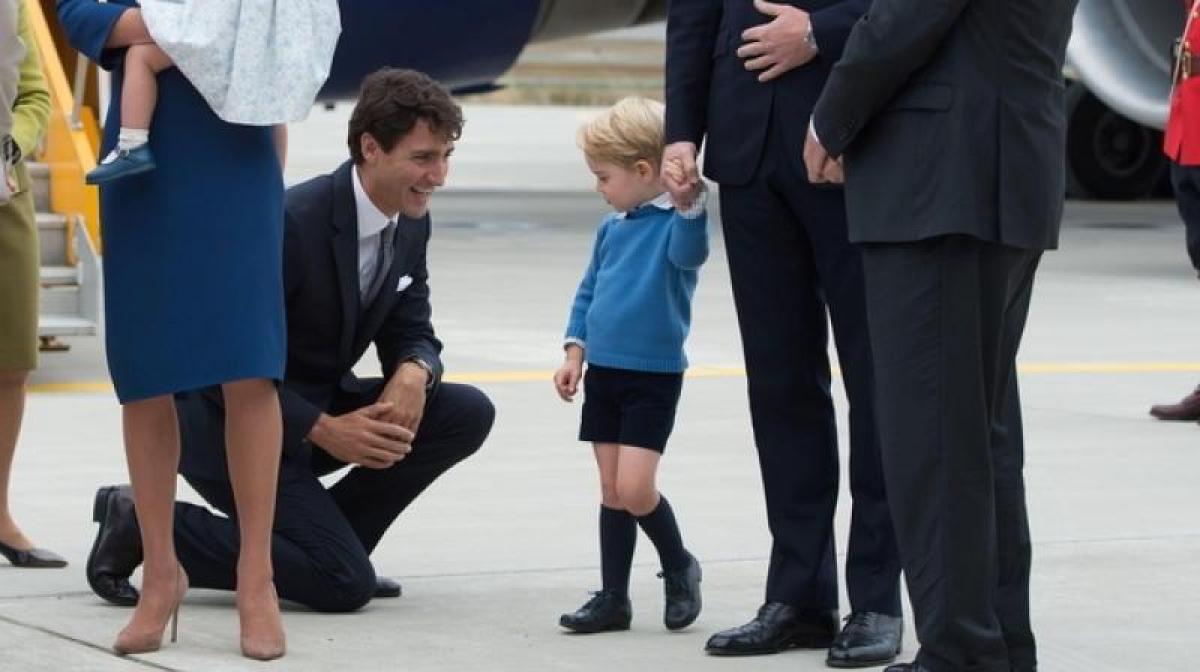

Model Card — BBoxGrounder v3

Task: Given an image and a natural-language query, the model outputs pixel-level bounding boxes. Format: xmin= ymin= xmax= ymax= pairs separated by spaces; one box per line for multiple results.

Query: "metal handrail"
xmin=70 ymin=51 xmax=87 ymax=130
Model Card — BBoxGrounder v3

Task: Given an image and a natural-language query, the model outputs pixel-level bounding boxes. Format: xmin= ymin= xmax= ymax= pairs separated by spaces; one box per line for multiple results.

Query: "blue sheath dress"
xmin=57 ymin=0 xmax=285 ymax=402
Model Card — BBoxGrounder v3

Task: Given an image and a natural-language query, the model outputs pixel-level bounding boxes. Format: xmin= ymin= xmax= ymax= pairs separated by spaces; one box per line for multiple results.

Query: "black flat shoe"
xmin=827 ymin=611 xmax=903 ymax=668
xmin=705 ymin=602 xmax=838 ymax=656
xmin=559 ymin=590 xmax=632 ymax=633
xmin=86 ymin=485 xmax=142 ymax=606
xmin=659 ymin=551 xmax=702 ymax=630
xmin=0 ymin=539 xmax=67 ymax=568
xmin=374 ymin=576 xmax=402 ymax=599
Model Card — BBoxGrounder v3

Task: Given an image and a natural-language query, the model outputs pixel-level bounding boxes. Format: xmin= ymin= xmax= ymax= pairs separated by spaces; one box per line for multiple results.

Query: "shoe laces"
xmin=581 ymin=589 xmax=617 ymax=609
xmin=843 ymin=611 xmax=878 ymax=632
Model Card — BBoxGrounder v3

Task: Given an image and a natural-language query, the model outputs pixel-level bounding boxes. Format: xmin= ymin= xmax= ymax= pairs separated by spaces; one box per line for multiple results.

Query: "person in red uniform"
xmin=1151 ymin=0 xmax=1200 ymax=422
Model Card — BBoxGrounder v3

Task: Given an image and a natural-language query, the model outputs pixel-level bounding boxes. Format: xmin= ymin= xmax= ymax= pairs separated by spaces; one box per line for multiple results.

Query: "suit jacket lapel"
xmin=354 ymin=217 xmax=412 ymax=353
xmin=330 ymin=162 xmax=360 ymax=366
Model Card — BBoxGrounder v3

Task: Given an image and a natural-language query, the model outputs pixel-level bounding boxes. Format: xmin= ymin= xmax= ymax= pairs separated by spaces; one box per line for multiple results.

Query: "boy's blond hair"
xmin=577 ymin=97 xmax=665 ymax=168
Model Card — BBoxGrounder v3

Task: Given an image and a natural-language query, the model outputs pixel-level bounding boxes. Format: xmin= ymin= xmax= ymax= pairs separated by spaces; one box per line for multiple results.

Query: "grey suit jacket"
xmin=812 ymin=0 xmax=1078 ymax=250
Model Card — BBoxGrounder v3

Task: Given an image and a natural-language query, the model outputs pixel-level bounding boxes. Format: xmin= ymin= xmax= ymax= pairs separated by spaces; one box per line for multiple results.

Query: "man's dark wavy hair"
xmin=347 ymin=68 xmax=464 ymax=164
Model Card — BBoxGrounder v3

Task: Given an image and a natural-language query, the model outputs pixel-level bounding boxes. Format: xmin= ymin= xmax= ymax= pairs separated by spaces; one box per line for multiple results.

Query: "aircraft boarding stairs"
xmin=30 ymin=160 xmax=102 ymax=349
xmin=22 ymin=0 xmax=105 ymax=351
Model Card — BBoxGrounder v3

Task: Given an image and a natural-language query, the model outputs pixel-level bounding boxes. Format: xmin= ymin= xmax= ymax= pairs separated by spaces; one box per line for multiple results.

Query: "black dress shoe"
xmin=86 ymin=485 xmax=142 ymax=606
xmin=0 ymin=540 xmax=67 ymax=568
xmin=884 ymin=663 xmax=932 ymax=672
xmin=659 ymin=551 xmax=702 ymax=630
xmin=374 ymin=576 xmax=402 ymax=598
xmin=558 ymin=590 xmax=633 ymax=633
xmin=827 ymin=612 xmax=903 ymax=668
xmin=705 ymin=602 xmax=839 ymax=655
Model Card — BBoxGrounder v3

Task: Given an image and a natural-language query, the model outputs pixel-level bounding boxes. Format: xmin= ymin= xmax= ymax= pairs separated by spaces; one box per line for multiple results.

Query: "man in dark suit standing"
xmin=806 ymin=1 xmax=1078 ymax=670
xmin=663 ymin=0 xmax=903 ymax=666
xmin=85 ymin=68 xmax=495 ymax=613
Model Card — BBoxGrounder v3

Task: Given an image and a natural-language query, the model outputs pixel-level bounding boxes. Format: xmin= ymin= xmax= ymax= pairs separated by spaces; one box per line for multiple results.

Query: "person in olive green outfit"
xmin=0 ymin=0 xmax=64 ymax=568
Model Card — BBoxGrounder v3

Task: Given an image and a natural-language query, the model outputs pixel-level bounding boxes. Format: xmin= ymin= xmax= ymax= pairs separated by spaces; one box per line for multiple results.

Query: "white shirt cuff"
xmin=677 ymin=182 xmax=709 ymax=220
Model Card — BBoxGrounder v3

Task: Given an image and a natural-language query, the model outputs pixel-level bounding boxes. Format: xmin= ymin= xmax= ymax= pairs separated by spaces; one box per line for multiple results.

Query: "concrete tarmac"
xmin=5 ymin=105 xmax=1198 ymax=670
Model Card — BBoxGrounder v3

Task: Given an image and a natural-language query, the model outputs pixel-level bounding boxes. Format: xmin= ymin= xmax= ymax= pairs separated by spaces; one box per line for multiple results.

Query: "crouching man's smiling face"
xmin=360 ymin=119 xmax=454 ymax=220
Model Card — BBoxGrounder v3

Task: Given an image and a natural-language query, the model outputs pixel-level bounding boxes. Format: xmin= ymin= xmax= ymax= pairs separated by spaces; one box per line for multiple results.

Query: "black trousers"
xmin=861 ymin=235 xmax=1040 ymax=672
xmin=717 ymin=107 xmax=900 ymax=616
xmin=173 ymin=381 xmax=494 ymax=612
xmin=1169 ymin=161 xmax=1200 ymax=274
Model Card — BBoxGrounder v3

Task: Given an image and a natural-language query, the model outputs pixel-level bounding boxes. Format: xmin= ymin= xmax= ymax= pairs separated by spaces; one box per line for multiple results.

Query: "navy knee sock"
xmin=636 ymin=495 xmax=689 ymax=572
xmin=600 ymin=505 xmax=636 ymax=597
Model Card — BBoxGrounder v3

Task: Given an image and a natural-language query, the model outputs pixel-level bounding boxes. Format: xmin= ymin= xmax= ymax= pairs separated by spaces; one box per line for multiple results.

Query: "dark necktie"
xmin=363 ymin=221 xmax=396 ymax=308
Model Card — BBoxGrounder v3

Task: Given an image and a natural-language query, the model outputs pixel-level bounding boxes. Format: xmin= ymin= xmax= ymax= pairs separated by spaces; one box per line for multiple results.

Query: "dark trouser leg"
xmin=861 ymin=236 xmax=1039 ymax=672
xmin=784 ymin=179 xmax=901 ymax=618
xmin=175 ymin=463 xmax=377 ymax=613
xmin=720 ymin=176 xmax=838 ymax=611
xmin=314 ymin=382 xmax=494 ymax=553
xmin=1170 ymin=161 xmax=1200 ymax=274
xmin=991 ymin=269 xmax=1040 ymax=671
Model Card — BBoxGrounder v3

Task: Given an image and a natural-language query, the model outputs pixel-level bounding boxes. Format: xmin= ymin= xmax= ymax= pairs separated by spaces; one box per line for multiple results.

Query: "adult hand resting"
xmin=738 ymin=0 xmax=817 ymax=83
xmin=379 ymin=361 xmax=429 ymax=433
xmin=804 ymin=123 xmax=843 ymax=185
xmin=309 ymin=402 xmax=414 ymax=469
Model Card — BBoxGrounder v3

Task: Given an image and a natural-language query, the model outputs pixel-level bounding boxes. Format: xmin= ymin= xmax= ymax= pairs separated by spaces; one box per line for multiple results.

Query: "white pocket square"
xmin=396 ymin=275 xmax=413 ymax=292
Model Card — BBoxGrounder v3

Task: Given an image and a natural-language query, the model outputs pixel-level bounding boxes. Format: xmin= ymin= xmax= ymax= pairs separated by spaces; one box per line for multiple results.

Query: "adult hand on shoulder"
xmin=739 ymin=0 xmax=817 ymax=83
xmin=662 ymin=142 xmax=699 ymax=209
xmin=309 ymin=403 xmax=414 ymax=469
xmin=380 ymin=362 xmax=429 ymax=433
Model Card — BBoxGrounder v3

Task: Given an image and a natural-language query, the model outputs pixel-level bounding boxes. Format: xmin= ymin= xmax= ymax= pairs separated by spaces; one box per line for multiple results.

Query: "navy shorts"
xmin=579 ymin=364 xmax=684 ymax=453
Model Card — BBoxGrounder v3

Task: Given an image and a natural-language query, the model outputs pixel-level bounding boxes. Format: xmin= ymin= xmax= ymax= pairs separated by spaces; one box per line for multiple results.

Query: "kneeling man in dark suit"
xmin=86 ymin=68 xmax=495 ymax=612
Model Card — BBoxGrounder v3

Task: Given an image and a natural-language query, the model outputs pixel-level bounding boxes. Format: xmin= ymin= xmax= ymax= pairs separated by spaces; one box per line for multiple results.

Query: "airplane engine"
xmin=319 ymin=0 xmax=665 ymax=101
xmin=529 ymin=0 xmax=667 ymax=42
xmin=1066 ymin=0 xmax=1184 ymax=199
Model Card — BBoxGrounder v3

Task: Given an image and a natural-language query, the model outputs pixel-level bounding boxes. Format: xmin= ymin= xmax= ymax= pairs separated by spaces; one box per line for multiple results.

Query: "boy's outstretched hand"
xmin=554 ymin=345 xmax=585 ymax=401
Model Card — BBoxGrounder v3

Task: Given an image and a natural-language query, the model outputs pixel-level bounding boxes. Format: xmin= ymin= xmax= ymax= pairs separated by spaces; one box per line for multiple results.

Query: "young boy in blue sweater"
xmin=554 ymin=97 xmax=708 ymax=633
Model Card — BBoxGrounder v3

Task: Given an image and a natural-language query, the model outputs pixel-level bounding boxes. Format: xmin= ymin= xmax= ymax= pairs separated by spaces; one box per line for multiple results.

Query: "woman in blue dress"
xmin=58 ymin=0 xmax=288 ymax=660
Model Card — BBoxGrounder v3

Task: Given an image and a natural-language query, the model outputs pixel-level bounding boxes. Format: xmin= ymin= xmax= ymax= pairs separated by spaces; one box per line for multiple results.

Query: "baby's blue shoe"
xmin=86 ymin=145 xmax=156 ymax=185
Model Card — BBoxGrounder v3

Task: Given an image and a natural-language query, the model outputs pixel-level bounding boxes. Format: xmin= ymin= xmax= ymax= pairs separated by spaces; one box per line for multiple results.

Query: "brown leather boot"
xmin=1149 ymin=385 xmax=1200 ymax=421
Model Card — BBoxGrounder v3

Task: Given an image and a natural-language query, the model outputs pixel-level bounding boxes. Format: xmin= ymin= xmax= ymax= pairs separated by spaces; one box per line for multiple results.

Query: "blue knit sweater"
xmin=564 ymin=196 xmax=709 ymax=373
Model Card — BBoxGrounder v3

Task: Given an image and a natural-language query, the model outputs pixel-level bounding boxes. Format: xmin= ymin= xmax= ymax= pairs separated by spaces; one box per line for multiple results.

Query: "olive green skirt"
xmin=0 ymin=161 xmax=38 ymax=371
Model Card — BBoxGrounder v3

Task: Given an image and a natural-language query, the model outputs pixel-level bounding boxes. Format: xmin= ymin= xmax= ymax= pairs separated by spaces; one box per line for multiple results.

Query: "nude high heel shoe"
xmin=239 ymin=583 xmax=286 ymax=661
xmin=113 ymin=565 xmax=187 ymax=655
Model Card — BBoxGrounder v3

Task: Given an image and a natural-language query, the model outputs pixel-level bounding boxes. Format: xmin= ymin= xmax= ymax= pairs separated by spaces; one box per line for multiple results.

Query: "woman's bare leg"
xmin=0 ymin=369 xmax=32 ymax=550
xmin=222 ymin=378 xmax=285 ymax=660
xmin=116 ymin=395 xmax=187 ymax=648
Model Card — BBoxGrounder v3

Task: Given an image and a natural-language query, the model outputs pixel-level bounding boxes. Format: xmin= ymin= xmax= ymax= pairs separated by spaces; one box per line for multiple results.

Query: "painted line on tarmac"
xmin=26 ymin=361 xmax=1200 ymax=394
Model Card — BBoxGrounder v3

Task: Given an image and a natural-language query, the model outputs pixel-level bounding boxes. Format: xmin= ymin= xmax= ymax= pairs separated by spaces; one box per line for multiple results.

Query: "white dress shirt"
xmin=351 ymin=166 xmax=398 ymax=300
